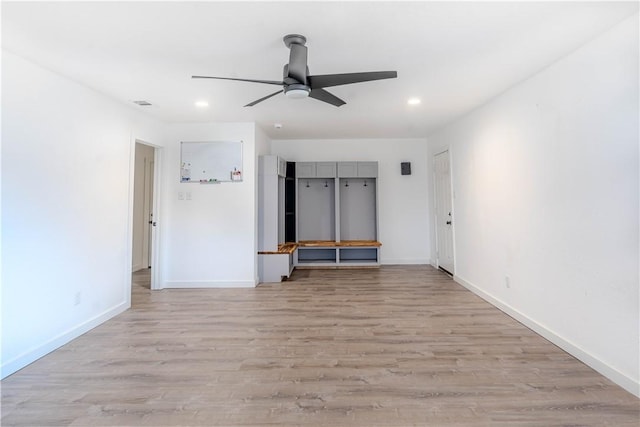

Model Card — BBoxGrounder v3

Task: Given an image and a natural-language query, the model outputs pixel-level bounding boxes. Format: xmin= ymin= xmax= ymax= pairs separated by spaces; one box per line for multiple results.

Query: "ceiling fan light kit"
xmin=284 ymin=84 xmax=311 ymax=99
xmin=193 ymin=34 xmax=397 ymax=107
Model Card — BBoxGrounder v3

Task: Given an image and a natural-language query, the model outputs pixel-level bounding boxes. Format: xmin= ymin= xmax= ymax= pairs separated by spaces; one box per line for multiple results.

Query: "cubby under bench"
xmin=258 ymin=243 xmax=298 ymax=283
xmin=295 ymin=240 xmax=382 ymax=268
xmin=258 ymin=240 xmax=381 ymax=282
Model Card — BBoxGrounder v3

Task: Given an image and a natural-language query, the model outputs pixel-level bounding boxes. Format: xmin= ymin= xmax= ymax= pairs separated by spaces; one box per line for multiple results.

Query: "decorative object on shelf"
xmin=181 ymin=162 xmax=192 ymax=182
xmin=230 ymin=168 xmax=242 ymax=181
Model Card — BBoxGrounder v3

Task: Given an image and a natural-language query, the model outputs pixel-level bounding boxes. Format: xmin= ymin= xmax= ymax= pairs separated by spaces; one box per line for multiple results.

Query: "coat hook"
xmin=364 ymin=180 xmax=368 ymax=187
xmin=324 ymin=181 xmax=328 ymax=188
xmin=306 ymin=181 xmax=310 ymax=188
xmin=345 ymin=180 xmax=349 ymax=187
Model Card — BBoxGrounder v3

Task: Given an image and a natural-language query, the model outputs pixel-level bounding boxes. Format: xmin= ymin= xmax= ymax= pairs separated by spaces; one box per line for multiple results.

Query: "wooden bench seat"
xmin=258 ymin=242 xmax=298 ymax=255
xmin=297 ymin=240 xmax=382 ymax=248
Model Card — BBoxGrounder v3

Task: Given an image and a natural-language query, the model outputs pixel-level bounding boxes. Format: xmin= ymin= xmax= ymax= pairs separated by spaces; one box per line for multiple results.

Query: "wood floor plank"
xmin=2 ymin=265 xmax=638 ymax=426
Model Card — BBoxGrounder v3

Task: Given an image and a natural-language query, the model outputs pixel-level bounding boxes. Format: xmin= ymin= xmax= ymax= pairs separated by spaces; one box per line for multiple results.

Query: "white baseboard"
xmin=1 ymin=301 xmax=129 ymax=379
xmin=381 ymin=258 xmax=431 ymax=265
xmin=163 ymin=280 xmax=256 ymax=288
xmin=453 ymin=274 xmax=639 ymax=398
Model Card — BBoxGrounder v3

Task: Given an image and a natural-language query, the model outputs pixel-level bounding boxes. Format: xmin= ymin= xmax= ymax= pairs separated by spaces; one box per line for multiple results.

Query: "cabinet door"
xmin=296 ymin=162 xmax=316 ymax=178
xmin=316 ymin=162 xmax=337 ymax=178
xmin=277 ymin=158 xmax=287 ymax=177
xmin=337 ymin=162 xmax=358 ymax=177
xmin=357 ymin=162 xmax=378 ymax=178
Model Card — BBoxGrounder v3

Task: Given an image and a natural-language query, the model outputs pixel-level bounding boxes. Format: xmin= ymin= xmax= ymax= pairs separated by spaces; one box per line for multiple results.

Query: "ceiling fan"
xmin=192 ymin=34 xmax=397 ymax=107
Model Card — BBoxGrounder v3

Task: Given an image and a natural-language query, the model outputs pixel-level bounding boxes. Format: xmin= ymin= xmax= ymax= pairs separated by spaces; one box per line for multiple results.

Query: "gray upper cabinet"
xmin=357 ymin=162 xmax=378 ymax=178
xmin=338 ymin=161 xmax=378 ymax=178
xmin=337 ymin=162 xmax=358 ymax=177
xmin=298 ymin=162 xmax=337 ymax=178
xmin=316 ymin=162 xmax=337 ymax=178
xmin=296 ymin=162 xmax=316 ymax=178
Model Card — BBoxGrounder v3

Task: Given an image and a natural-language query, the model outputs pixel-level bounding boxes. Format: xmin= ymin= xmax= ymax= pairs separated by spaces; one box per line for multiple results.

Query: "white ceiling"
xmin=2 ymin=1 xmax=637 ymax=139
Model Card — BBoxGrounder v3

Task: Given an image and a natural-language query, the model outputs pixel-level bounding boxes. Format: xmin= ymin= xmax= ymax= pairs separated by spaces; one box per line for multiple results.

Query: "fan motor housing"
xmin=283 ymin=34 xmax=307 ymax=48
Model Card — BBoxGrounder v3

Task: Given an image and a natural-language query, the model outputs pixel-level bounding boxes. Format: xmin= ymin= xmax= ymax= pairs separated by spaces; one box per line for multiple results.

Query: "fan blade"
xmin=244 ymin=90 xmax=283 ymax=107
xmin=308 ymin=71 xmax=397 ymax=89
xmin=308 ymin=88 xmax=346 ymax=107
xmin=287 ymin=43 xmax=308 ymax=84
xmin=192 ymin=76 xmax=284 ymax=86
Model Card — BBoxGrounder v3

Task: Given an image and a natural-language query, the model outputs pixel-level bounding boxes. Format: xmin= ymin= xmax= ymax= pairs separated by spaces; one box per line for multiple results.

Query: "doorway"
xmin=434 ymin=150 xmax=455 ymax=275
xmin=132 ymin=142 xmax=157 ymax=289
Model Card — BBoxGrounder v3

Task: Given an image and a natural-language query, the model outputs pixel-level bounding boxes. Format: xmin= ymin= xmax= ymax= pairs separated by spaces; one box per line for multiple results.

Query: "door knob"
xmin=446 ymin=221 xmax=452 ymax=225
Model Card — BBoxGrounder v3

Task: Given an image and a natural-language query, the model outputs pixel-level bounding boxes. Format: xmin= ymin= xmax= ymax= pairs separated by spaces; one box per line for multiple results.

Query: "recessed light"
xmin=274 ymin=123 xmax=283 ymax=129
xmin=195 ymin=101 xmax=209 ymax=108
xmin=407 ymin=98 xmax=421 ymax=105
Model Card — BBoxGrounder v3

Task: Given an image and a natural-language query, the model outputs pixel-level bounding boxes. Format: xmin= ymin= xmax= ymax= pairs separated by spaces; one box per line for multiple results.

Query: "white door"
xmin=434 ymin=150 xmax=454 ymax=274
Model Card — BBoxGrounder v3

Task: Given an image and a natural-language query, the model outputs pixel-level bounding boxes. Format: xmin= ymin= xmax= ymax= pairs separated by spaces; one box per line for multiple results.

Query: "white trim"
xmin=150 ymin=146 xmax=163 ymax=290
xmin=163 ymin=280 xmax=256 ymax=289
xmin=381 ymin=258 xmax=431 ymax=265
xmin=433 ymin=147 xmax=450 ymax=157
xmin=1 ymin=302 xmax=129 ymax=379
xmin=125 ymin=133 xmax=136 ymax=307
xmin=453 ymin=274 xmax=640 ymax=398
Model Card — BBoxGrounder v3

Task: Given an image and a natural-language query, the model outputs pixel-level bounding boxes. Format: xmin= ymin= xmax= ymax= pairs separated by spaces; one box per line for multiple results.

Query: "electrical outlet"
xmin=178 ymin=192 xmax=184 ymax=200
xmin=505 ymin=276 xmax=511 ymax=289
xmin=186 ymin=192 xmax=192 ymax=200
xmin=74 ymin=291 xmax=81 ymax=306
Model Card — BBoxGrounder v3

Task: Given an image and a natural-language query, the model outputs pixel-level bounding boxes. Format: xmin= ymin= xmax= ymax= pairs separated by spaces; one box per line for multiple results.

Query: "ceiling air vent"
xmin=133 ymin=100 xmax=152 ymax=106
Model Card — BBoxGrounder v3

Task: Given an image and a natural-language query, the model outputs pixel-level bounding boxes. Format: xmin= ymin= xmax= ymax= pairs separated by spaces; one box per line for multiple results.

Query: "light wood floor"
xmin=2 ymin=266 xmax=638 ymax=426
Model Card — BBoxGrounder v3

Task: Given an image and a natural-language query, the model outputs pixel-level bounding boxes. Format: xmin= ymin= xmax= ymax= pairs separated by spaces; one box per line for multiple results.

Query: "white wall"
xmin=255 ymin=125 xmax=271 ymax=157
xmin=428 ymin=15 xmax=639 ymax=396
xmin=1 ymin=51 xmax=168 ymax=378
xmin=161 ymin=123 xmax=259 ymax=288
xmin=271 ymin=138 xmax=430 ymax=264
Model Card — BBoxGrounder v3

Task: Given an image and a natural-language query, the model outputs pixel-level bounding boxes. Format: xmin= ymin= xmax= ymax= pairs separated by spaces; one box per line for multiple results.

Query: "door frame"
xmin=127 ymin=138 xmax=163 ymax=299
xmin=433 ymin=148 xmax=455 ymax=275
